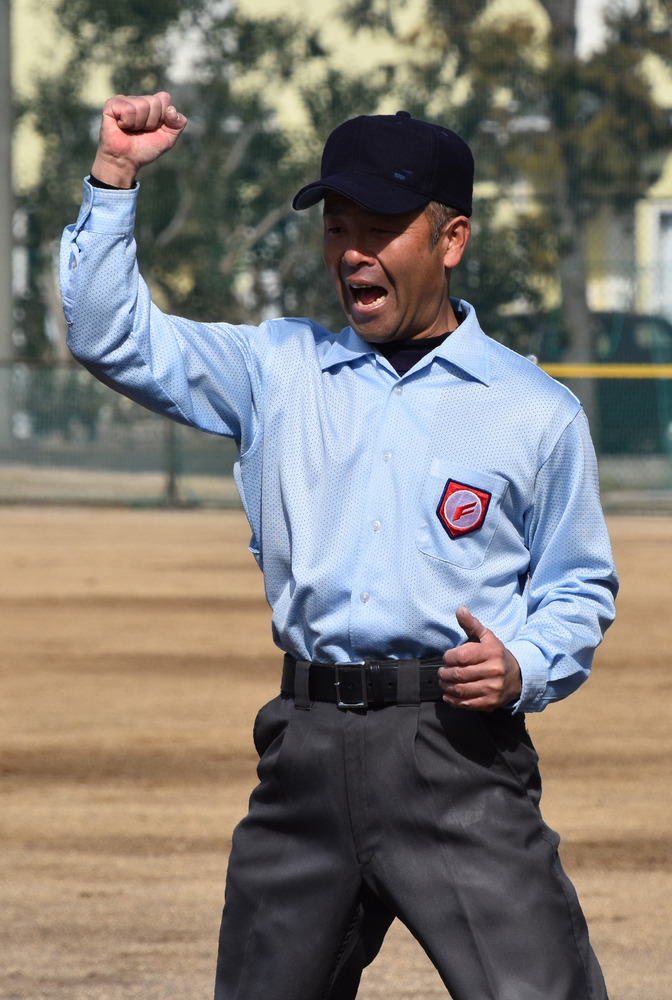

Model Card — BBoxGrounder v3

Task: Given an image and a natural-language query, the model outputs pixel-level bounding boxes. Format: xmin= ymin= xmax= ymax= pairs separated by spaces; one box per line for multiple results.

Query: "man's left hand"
xmin=438 ymin=606 xmax=522 ymax=712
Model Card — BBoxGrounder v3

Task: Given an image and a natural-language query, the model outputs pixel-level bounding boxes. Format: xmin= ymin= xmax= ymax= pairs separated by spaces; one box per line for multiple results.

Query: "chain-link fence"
xmin=0 ymin=361 xmax=240 ymax=507
xmin=1 ymin=358 xmax=672 ymax=512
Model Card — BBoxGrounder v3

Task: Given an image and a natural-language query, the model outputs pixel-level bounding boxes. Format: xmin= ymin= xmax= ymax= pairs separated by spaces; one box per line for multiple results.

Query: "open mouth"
xmin=349 ymin=284 xmax=387 ymax=310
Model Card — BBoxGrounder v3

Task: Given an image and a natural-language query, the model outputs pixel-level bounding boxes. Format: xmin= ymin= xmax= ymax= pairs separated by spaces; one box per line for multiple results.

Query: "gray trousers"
xmin=214 ymin=685 xmax=608 ymax=1000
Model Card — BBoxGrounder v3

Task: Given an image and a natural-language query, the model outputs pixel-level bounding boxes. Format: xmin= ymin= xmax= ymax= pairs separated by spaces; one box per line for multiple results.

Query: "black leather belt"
xmin=281 ymin=654 xmax=445 ymax=708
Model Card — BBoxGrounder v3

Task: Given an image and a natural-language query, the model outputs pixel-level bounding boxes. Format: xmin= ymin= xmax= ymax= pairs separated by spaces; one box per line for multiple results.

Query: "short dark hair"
xmin=424 ymin=201 xmax=460 ymax=250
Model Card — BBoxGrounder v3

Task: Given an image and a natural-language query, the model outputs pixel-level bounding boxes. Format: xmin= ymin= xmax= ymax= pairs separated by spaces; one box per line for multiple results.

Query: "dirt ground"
xmin=1 ymin=506 xmax=670 ymax=1000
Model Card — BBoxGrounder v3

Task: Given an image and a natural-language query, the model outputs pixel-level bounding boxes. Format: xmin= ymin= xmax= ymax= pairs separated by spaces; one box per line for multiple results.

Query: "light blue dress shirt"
xmin=60 ymin=180 xmax=618 ymax=712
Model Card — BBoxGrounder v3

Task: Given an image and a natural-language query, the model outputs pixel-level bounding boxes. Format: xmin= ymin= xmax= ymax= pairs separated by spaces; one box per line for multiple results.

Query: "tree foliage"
xmin=14 ymin=0 xmax=672 ymax=364
xmin=344 ymin=0 xmax=672 ymax=354
xmin=16 ymin=0 xmax=362 ymax=356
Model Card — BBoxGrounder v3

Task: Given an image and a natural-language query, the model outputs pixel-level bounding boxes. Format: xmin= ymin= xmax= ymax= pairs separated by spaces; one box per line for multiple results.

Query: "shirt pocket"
xmin=415 ymin=460 xmax=509 ymax=569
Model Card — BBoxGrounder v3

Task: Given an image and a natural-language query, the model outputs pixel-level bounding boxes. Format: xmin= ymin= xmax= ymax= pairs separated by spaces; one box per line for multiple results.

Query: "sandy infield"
xmin=1 ymin=506 xmax=670 ymax=999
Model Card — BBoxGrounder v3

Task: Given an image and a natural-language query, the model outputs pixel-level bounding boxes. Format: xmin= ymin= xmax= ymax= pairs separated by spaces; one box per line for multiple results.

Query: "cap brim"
xmin=292 ymin=174 xmax=431 ymax=215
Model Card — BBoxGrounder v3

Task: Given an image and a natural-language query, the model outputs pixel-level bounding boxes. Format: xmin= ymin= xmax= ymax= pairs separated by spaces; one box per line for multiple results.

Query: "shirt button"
xmin=382 ymin=451 xmax=392 ymax=462
xmin=360 ymin=591 xmax=370 ymax=603
xmin=393 ymin=386 xmax=403 ymax=395
xmin=371 ymin=520 xmax=381 ymax=532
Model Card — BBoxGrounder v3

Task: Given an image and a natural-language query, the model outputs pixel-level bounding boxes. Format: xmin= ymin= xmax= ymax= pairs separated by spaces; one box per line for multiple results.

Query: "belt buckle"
xmin=334 ymin=663 xmax=368 ymax=709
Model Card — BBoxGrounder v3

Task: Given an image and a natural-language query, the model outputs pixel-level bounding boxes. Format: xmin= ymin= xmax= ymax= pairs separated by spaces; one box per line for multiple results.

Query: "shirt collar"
xmin=319 ymin=325 xmax=377 ymax=371
xmin=319 ymin=299 xmax=491 ymax=386
xmin=430 ymin=301 xmax=491 ymax=385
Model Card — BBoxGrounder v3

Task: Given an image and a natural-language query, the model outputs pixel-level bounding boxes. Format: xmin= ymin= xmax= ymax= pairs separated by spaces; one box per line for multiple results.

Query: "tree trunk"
xmin=538 ymin=0 xmax=577 ymax=59
xmin=539 ymin=0 xmax=599 ymax=441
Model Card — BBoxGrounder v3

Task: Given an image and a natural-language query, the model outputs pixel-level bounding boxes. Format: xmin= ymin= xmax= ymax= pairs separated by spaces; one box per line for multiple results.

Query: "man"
xmin=61 ymin=92 xmax=618 ymax=1000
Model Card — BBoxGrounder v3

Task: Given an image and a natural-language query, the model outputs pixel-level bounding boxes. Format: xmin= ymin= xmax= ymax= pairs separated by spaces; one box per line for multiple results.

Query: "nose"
xmin=342 ymin=244 xmax=375 ymax=268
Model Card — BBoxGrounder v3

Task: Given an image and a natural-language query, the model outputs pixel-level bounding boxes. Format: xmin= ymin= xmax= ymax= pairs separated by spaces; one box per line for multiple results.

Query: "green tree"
xmin=15 ymin=0 xmax=375 ymax=358
xmin=15 ymin=0 xmax=189 ymax=357
xmin=342 ymin=0 xmax=672 ymax=357
xmin=536 ymin=0 xmax=671 ymax=366
xmin=20 ymin=0 xmax=672 ymax=373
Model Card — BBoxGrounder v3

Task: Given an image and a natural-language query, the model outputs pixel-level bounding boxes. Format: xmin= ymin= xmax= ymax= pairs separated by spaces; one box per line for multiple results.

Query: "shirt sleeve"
xmin=60 ymin=179 xmax=265 ymax=454
xmin=507 ymin=407 xmax=618 ymax=712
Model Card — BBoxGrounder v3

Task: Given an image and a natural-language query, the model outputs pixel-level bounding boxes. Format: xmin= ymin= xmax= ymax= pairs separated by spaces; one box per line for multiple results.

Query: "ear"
xmin=441 ymin=216 xmax=471 ymax=269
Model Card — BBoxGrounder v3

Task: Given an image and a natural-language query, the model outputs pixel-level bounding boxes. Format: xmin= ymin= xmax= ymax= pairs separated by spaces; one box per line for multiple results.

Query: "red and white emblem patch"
xmin=436 ymin=480 xmax=491 ymax=539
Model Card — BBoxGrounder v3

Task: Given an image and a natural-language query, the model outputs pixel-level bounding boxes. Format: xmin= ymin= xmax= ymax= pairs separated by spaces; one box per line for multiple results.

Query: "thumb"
xmin=164 ymin=104 xmax=188 ymax=133
xmin=455 ymin=605 xmax=487 ymax=642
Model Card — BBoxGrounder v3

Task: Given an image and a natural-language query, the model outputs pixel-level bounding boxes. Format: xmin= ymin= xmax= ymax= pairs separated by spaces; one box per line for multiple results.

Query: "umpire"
xmin=61 ymin=93 xmax=618 ymax=1000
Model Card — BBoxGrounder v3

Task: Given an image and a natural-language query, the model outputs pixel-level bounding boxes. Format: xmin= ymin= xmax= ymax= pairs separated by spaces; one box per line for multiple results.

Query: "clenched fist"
xmin=91 ymin=91 xmax=188 ymax=189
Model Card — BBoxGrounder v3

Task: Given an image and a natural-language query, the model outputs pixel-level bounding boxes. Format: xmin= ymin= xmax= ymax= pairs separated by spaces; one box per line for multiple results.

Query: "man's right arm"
xmin=60 ymin=94 xmax=262 ymax=447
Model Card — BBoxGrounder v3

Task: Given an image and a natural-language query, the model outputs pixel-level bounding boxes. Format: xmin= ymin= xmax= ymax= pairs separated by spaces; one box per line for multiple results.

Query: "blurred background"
xmin=2 ymin=0 xmax=672 ymax=510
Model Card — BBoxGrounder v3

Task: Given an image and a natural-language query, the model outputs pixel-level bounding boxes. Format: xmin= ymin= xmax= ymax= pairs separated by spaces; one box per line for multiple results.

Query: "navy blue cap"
xmin=293 ymin=110 xmax=473 ymax=217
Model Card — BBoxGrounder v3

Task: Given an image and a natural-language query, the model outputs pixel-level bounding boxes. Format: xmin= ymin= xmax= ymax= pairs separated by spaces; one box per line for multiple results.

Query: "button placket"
xmin=349 ymin=377 xmax=406 ymax=638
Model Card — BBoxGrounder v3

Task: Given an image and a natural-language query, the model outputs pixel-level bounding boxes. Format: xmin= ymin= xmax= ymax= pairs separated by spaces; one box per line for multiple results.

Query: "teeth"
xmin=350 ymin=284 xmax=386 ymax=308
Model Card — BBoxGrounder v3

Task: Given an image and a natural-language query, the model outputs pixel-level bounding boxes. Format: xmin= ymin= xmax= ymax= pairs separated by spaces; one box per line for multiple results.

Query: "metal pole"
xmin=0 ymin=0 xmax=14 ymax=448
xmin=164 ymin=419 xmax=181 ymax=506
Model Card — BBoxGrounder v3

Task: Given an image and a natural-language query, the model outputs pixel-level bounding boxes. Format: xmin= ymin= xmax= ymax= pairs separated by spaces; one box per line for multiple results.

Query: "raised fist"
xmin=91 ymin=91 xmax=188 ymax=188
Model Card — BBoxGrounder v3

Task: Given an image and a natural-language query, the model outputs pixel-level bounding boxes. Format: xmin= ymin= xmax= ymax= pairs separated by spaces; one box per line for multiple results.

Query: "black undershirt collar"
xmin=375 ymin=309 xmax=465 ymax=376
